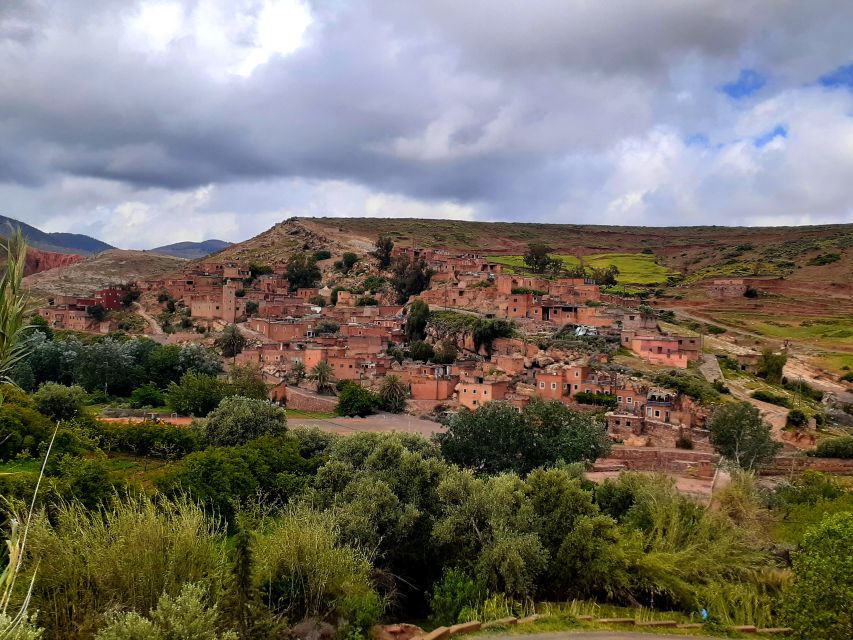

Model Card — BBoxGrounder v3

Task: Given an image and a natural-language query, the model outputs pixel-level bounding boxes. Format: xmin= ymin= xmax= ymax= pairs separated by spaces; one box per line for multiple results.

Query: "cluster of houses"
xmin=36 ymin=247 xmax=713 ymax=447
xmin=37 ymin=286 xmax=125 ymax=332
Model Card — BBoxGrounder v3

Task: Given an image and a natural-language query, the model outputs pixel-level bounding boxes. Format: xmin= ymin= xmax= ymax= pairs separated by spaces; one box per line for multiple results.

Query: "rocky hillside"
xmin=24 ymin=247 xmax=85 ymax=276
xmin=24 ymin=250 xmax=186 ymax=298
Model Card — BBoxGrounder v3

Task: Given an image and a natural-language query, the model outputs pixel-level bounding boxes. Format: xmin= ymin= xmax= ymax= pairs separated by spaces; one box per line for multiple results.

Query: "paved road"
xmin=479 ymin=633 xmax=714 ymax=640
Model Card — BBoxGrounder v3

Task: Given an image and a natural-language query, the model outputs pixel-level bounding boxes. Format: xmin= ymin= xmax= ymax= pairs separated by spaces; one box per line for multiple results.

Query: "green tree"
xmin=289 ymin=361 xmax=306 ymax=385
xmin=310 ymin=361 xmax=335 ymax=395
xmin=405 ymin=299 xmax=430 ymax=341
xmin=202 ymin=396 xmax=287 ymax=447
xmin=379 ymin=375 xmax=408 ymax=413
xmin=409 ymin=340 xmax=434 ymax=362
xmin=708 ymin=401 xmax=782 ymax=470
xmin=228 ymin=364 xmax=268 ymax=399
xmin=27 ymin=313 xmax=53 ymax=340
xmin=244 ymin=301 xmax=259 ymax=316
xmin=129 ymin=383 xmax=166 ymax=408
xmin=249 ymin=263 xmax=273 ymax=278
xmin=32 ymin=382 xmax=86 ymax=421
xmin=523 ymin=243 xmax=556 ymax=273
xmin=336 ymin=384 xmax=379 ymax=417
xmin=758 ymin=348 xmax=787 ymax=384
xmin=341 ymin=252 xmax=359 ymax=273
xmin=216 ymin=324 xmax=246 ymax=359
xmin=284 ymin=253 xmax=321 ymax=291
xmin=373 ymin=235 xmax=394 ymax=268
xmin=782 ymin=512 xmax=853 ymax=639
xmin=391 ymin=256 xmax=433 ymax=304
xmin=167 ymin=371 xmax=230 ymax=417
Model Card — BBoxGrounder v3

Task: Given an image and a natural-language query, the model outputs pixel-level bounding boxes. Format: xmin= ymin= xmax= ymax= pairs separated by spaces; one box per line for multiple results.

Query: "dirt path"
xmin=133 ymin=302 xmax=164 ymax=336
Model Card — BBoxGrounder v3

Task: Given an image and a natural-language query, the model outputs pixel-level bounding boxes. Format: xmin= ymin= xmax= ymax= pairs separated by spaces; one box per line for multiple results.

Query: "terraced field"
xmin=485 ymin=252 xmax=674 ymax=285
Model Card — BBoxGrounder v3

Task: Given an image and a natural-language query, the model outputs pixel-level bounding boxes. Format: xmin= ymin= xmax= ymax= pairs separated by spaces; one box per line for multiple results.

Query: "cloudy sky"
xmin=2 ymin=1 xmax=853 ymax=248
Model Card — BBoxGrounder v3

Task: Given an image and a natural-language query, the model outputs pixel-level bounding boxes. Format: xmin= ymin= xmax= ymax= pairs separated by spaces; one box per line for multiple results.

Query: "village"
xmin=35 ymin=237 xmax=774 ymax=472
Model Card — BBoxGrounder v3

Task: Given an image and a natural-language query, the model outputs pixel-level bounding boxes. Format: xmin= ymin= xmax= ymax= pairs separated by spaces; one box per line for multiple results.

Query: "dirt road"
xmin=133 ymin=302 xmax=165 ymax=336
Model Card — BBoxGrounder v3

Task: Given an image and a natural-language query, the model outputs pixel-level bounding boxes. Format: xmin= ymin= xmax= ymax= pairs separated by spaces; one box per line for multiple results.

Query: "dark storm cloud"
xmin=1 ymin=0 xmax=853 ymax=245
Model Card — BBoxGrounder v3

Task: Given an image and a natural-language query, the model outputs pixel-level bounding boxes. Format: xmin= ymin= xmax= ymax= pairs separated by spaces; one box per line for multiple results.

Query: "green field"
xmin=286 ymin=409 xmax=337 ymax=420
xmin=485 ymin=252 xmax=674 ymax=285
xmin=716 ymin=313 xmax=853 ymax=348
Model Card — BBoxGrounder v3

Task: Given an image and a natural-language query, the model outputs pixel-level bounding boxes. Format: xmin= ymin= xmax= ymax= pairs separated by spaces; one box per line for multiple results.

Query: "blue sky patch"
xmin=721 ymin=69 xmax=767 ymax=99
xmin=819 ymin=63 xmax=853 ymax=89
xmin=754 ymin=124 xmax=787 ymax=148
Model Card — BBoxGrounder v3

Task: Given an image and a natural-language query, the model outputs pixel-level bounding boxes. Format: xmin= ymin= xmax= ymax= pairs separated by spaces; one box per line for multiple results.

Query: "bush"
xmin=709 ymin=402 xmax=781 ymax=469
xmin=312 ymin=249 xmax=332 ymax=261
xmin=751 ymin=389 xmax=790 ymax=407
xmin=129 ymin=383 xmax=165 ymax=409
xmin=809 ymin=436 xmax=853 ymax=459
xmin=786 ymin=408 xmax=808 ymax=428
xmin=167 ymin=371 xmax=233 ymax=417
xmin=654 ymin=372 xmax=720 ymax=405
xmin=32 ymin=382 xmax=87 ymax=421
xmin=841 ymin=371 xmax=853 ymax=383
xmin=409 ymin=340 xmax=435 ymax=362
xmin=202 ymin=396 xmax=287 ymax=447
xmin=573 ymin=391 xmax=618 ymax=409
xmin=94 ymin=420 xmax=199 ymax=458
xmin=355 ymin=296 xmax=378 ymax=306
xmin=428 ymin=567 xmax=483 ymax=626
xmin=336 ymin=384 xmax=380 ymax=417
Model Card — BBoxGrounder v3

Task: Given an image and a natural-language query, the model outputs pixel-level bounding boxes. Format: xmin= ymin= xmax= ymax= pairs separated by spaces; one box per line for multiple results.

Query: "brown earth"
xmin=24 ymin=246 xmax=85 ymax=276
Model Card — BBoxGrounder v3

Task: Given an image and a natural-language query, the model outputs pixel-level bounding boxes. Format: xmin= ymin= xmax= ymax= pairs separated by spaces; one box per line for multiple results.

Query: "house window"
xmin=627 ymin=397 xmax=633 ymax=404
xmin=539 ymin=382 xmax=545 ymax=389
xmin=551 ymin=383 xmax=557 ymax=390
xmin=617 ymin=396 xmax=623 ymax=402
xmin=473 ymin=400 xmax=478 ymax=406
xmin=654 ymin=410 xmax=660 ymax=417
xmin=626 ymin=420 xmax=632 ymax=427
xmin=473 ymin=389 xmax=477 ymax=394
xmin=483 ymin=390 xmax=488 ymax=396
xmin=574 ymin=384 xmax=579 ymax=390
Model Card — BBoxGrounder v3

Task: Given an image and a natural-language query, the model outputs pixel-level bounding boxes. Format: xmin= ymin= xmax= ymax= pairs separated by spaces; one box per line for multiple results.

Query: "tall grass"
xmin=22 ymin=495 xmax=227 ymax=639
xmin=0 ymin=228 xmax=33 ymax=384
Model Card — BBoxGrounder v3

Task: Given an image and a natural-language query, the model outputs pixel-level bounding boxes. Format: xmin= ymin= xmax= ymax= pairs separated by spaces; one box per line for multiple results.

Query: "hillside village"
xmin=32 ymin=221 xmax=852 ymax=474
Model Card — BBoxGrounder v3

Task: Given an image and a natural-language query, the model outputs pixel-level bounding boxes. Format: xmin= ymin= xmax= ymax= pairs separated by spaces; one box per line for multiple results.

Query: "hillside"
xmin=151 ymin=239 xmax=232 ymax=259
xmin=24 ymin=250 xmax=186 ymax=298
xmin=0 ymin=214 xmax=114 ymax=255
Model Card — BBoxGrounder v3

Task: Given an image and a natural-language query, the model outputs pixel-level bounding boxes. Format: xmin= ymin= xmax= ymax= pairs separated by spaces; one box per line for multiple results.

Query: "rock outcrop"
xmin=24 ymin=247 xmax=85 ymax=276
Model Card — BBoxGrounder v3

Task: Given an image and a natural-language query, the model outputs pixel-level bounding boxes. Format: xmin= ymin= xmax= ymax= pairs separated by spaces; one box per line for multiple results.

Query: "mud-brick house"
xmin=457 ymin=375 xmax=510 ymax=410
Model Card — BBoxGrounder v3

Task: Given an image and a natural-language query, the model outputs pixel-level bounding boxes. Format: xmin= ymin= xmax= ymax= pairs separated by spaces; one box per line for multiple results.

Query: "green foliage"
xmin=372 ymin=235 xmax=394 ymax=269
xmin=158 ymin=436 xmax=314 ymax=515
xmin=167 ymin=372 xmax=232 ymax=417
xmin=751 ymin=389 xmax=789 ymax=407
xmin=510 ymin=287 xmax=545 ymax=296
xmin=378 ymin=375 xmax=408 ymax=414
xmin=311 ymin=250 xmax=332 ymax=262
xmin=94 ymin=420 xmax=199 ymax=458
xmin=390 ymin=256 xmax=432 ymax=304
xmin=283 ymin=253 xmax=321 ymax=291
xmin=432 ymin=340 xmax=458 ymax=365
xmin=0 ymin=400 xmax=54 ymax=460
xmin=244 ymin=301 xmax=258 ymax=316
xmin=758 ymin=349 xmax=787 ymax=384
xmin=428 ymin=567 xmax=483 ymax=626
xmin=32 ymin=383 xmax=86 ymax=421
xmin=254 ymin=507 xmax=384 ymax=631
xmin=472 ymin=319 xmax=514 ymax=356
xmin=708 ymin=402 xmax=782 ymax=470
xmin=572 ymin=391 xmax=618 ymax=409
xmin=786 ymin=408 xmax=807 ymax=428
xmin=26 ymin=495 xmax=226 ymax=639
xmin=354 ymin=296 xmax=377 ymax=306
xmin=841 ymin=371 xmax=853 ymax=383
xmin=308 ymin=294 xmax=326 ymax=307
xmin=807 ymin=253 xmax=841 ymax=266
xmin=314 ymin=320 xmax=340 ymax=335
xmin=336 ymin=385 xmax=379 ymax=418
xmin=809 ymin=436 xmax=853 ymax=459
xmin=310 ymin=361 xmax=335 ymax=395
xmin=95 ymin=582 xmax=237 ymax=640
xmin=202 ymin=396 xmax=287 ymax=447
xmin=653 ymin=372 xmax=720 ymax=405
xmin=405 ymin=299 xmax=430 ymax=342
xmin=361 ymin=275 xmax=386 ymax=293
xmin=227 ymin=364 xmax=268 ymax=400
xmin=408 ymin=340 xmax=434 ymax=362
xmin=438 ymin=400 xmax=610 ymax=475
xmin=523 ymin=243 xmax=561 ymax=274
xmin=215 ymin=325 xmax=246 ymax=358
xmin=129 ymin=383 xmax=165 ymax=409
xmin=781 ymin=512 xmax=853 ymax=639
xmin=340 ymin=252 xmax=359 ymax=273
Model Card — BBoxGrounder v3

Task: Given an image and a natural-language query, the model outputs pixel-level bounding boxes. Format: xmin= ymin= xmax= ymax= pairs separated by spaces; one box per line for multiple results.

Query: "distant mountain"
xmin=150 ymin=239 xmax=232 ymax=259
xmin=0 ymin=214 xmax=114 ymax=255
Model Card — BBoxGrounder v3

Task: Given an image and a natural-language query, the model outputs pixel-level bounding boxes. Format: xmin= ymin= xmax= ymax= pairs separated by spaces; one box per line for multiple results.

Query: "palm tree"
xmin=379 ymin=374 xmax=409 ymax=413
xmin=311 ymin=361 xmax=335 ymax=395
xmin=289 ymin=361 xmax=306 ymax=385
xmin=215 ymin=324 xmax=246 ymax=360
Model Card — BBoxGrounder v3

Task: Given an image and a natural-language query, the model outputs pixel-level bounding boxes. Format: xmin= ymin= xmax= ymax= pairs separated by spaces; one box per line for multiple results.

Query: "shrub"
xmin=32 ymin=382 xmax=87 ymax=421
xmin=841 ymin=371 xmax=853 ymax=383
xmin=573 ymin=391 xmax=618 ymax=409
xmin=709 ymin=402 xmax=782 ymax=469
xmin=751 ymin=389 xmax=789 ymax=407
xmin=809 ymin=436 xmax=853 ymax=459
xmin=428 ymin=567 xmax=483 ymax=626
xmin=409 ymin=340 xmax=435 ymax=362
xmin=336 ymin=384 xmax=380 ymax=417
xmin=312 ymin=249 xmax=332 ymax=261
xmin=786 ymin=408 xmax=808 ymax=428
xmin=308 ymin=294 xmax=326 ymax=307
xmin=202 ymin=396 xmax=287 ymax=447
xmin=167 ymin=371 xmax=232 ymax=417
xmin=675 ymin=434 xmax=694 ymax=449
xmin=25 ymin=495 xmax=227 ymax=640
xmin=253 ymin=507 xmax=383 ymax=631
xmin=94 ymin=420 xmax=199 ymax=458
xmin=355 ymin=296 xmax=378 ymax=306
xmin=129 ymin=383 xmax=165 ymax=408
xmin=781 ymin=512 xmax=853 ymax=639
xmin=654 ymin=372 xmax=720 ymax=405
xmin=807 ymin=253 xmax=841 ymax=266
